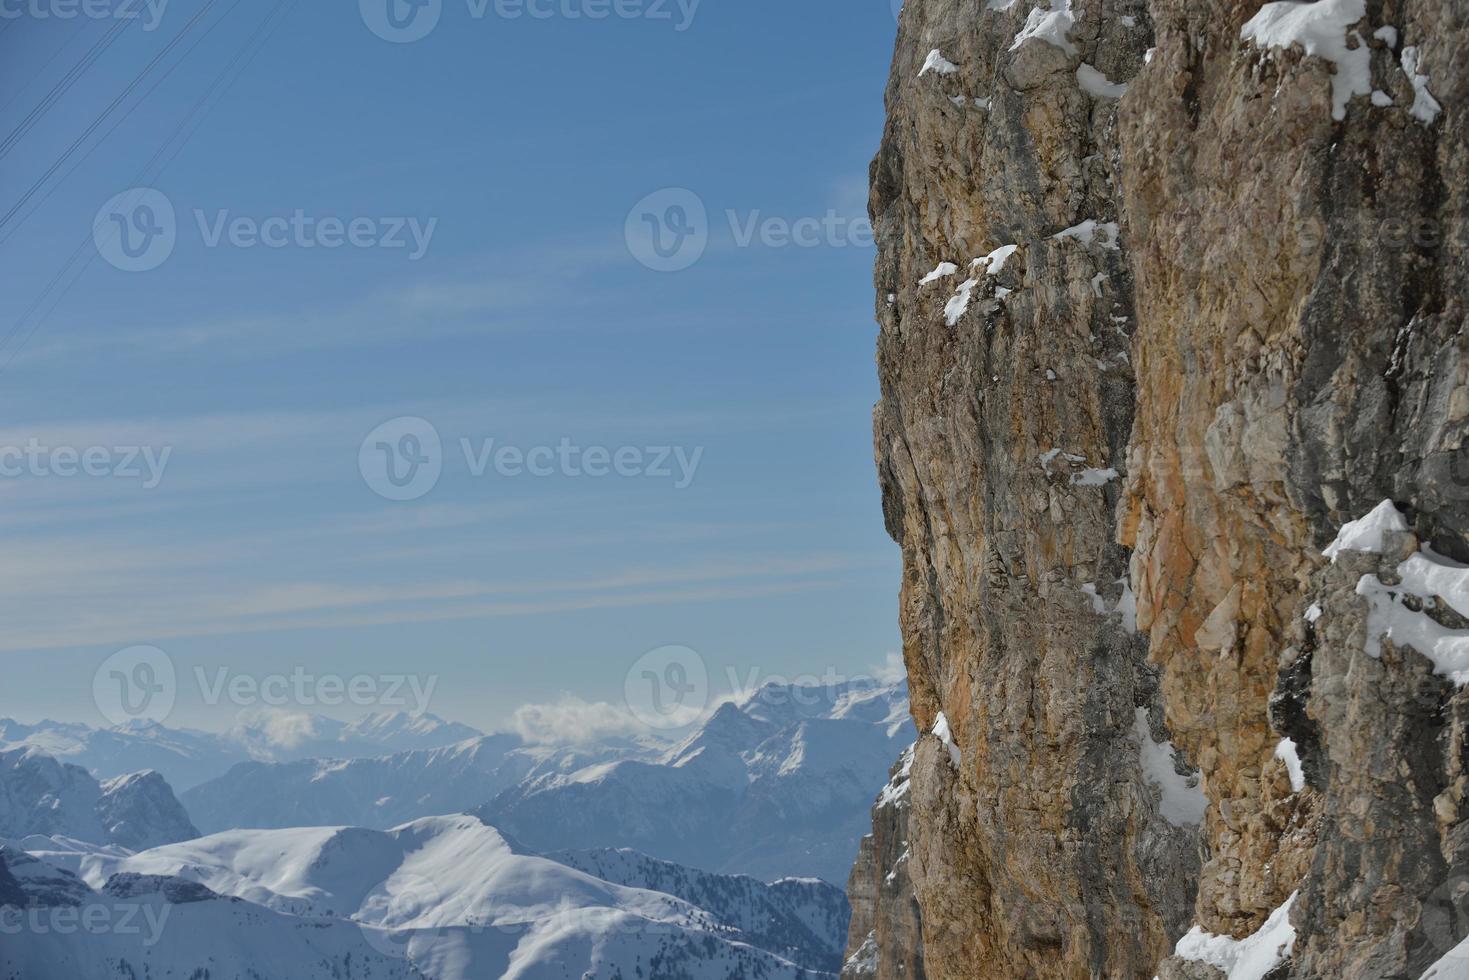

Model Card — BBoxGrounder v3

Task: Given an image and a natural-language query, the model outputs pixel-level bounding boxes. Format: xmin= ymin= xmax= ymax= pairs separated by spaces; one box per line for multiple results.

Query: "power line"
xmin=0 ymin=16 xmax=90 ymax=118
xmin=0 ymin=0 xmax=223 ymax=238
xmin=0 ymin=0 xmax=300 ymax=371
xmin=0 ymin=15 xmax=133 ymax=162
xmin=0 ymin=0 xmax=247 ymax=247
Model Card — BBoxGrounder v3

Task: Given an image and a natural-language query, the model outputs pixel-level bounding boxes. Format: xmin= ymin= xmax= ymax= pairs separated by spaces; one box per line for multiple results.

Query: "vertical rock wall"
xmin=853 ymin=0 xmax=1469 ymax=977
xmin=866 ymin=1 xmax=1200 ymax=976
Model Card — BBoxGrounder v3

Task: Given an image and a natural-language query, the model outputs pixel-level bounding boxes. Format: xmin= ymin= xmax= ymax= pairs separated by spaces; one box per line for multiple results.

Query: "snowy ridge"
xmin=5 ymin=816 xmax=839 ymax=980
xmin=546 ymin=847 xmax=849 ymax=971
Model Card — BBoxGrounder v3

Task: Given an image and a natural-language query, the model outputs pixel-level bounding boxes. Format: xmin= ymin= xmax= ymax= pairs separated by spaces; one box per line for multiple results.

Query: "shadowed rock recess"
xmin=846 ymin=0 xmax=1467 ymax=977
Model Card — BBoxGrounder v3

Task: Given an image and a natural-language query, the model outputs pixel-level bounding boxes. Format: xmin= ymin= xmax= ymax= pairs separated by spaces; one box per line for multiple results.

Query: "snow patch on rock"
xmin=919 ymin=49 xmax=960 ymax=78
xmin=1174 ymin=892 xmax=1299 ymax=980
xmin=1010 ymin=0 xmax=1077 ymax=56
xmin=1132 ymin=709 xmax=1207 ymax=827
xmin=1240 ymin=0 xmax=1371 ymax=121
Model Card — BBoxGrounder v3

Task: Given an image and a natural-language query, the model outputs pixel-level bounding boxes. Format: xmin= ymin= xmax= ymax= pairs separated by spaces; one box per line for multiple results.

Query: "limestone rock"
xmin=851 ymin=0 xmax=1469 ymax=976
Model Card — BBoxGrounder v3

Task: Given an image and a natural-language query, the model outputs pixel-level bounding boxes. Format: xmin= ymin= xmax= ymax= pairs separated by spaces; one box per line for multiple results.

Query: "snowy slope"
xmin=549 ymin=847 xmax=850 ymax=971
xmin=0 ymin=846 xmax=424 ymax=980
xmin=20 ymin=816 xmax=837 ymax=980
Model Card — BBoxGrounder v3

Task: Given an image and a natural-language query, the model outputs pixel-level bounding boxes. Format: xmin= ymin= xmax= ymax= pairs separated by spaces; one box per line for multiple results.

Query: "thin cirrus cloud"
xmin=13 ymin=238 xmax=641 ymax=367
xmin=0 ymin=579 xmax=848 ymax=654
xmin=0 ymin=542 xmax=872 ymax=653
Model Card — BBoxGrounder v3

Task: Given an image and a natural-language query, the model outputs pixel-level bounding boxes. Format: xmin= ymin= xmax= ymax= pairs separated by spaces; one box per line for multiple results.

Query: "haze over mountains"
xmin=0 ymin=710 xmax=483 ymax=792
xmin=0 ymin=678 xmax=909 ymax=978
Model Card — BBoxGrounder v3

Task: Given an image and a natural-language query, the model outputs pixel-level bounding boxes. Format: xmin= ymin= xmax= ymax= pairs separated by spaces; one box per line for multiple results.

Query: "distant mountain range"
xmin=0 ymin=710 xmax=486 ymax=792
xmin=176 ymin=679 xmax=911 ymax=885
xmin=3 ymin=816 xmax=849 ymax=979
xmin=3 ymin=679 xmax=911 ymax=889
xmin=181 ymin=732 xmax=663 ymax=833
xmin=0 ymin=682 xmax=911 ymax=978
xmin=479 ymin=679 xmax=912 ymax=884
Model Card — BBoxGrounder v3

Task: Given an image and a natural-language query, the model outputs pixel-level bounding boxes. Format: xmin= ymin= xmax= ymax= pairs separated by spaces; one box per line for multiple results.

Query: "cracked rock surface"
xmin=850 ymin=0 xmax=1469 ymax=977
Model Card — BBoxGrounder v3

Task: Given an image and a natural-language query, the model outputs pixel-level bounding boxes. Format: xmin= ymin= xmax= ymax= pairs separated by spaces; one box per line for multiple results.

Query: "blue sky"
xmin=0 ymin=0 xmax=903 ymax=735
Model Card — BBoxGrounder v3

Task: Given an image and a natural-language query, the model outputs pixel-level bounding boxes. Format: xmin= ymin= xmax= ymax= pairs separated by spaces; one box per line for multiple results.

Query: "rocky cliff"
xmin=843 ymin=746 xmax=926 ymax=980
xmin=0 ymin=749 xmax=198 ymax=851
xmin=854 ymin=0 xmax=1466 ymax=977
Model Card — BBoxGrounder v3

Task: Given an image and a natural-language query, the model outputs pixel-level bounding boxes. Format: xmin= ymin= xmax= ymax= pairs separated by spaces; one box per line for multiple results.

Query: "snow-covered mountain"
xmin=0 ymin=718 xmax=251 ymax=793
xmin=480 ymin=679 xmax=913 ymax=884
xmin=4 ymin=816 xmax=844 ymax=979
xmin=0 ymin=845 xmax=423 ymax=980
xmin=0 ymin=711 xmax=485 ymax=792
xmin=177 ymin=679 xmax=910 ymax=884
xmin=183 ymin=733 xmax=665 ymax=833
xmin=550 ymin=847 xmax=850 ymax=972
xmin=0 ymin=749 xmax=196 ymax=851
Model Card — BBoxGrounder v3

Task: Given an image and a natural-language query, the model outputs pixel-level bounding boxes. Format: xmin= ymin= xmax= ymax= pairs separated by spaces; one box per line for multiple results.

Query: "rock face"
xmin=842 ymin=746 xmax=925 ymax=980
xmin=0 ymin=748 xmax=197 ymax=851
xmin=96 ymin=771 xmax=200 ymax=852
xmin=854 ymin=0 xmax=1468 ymax=977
